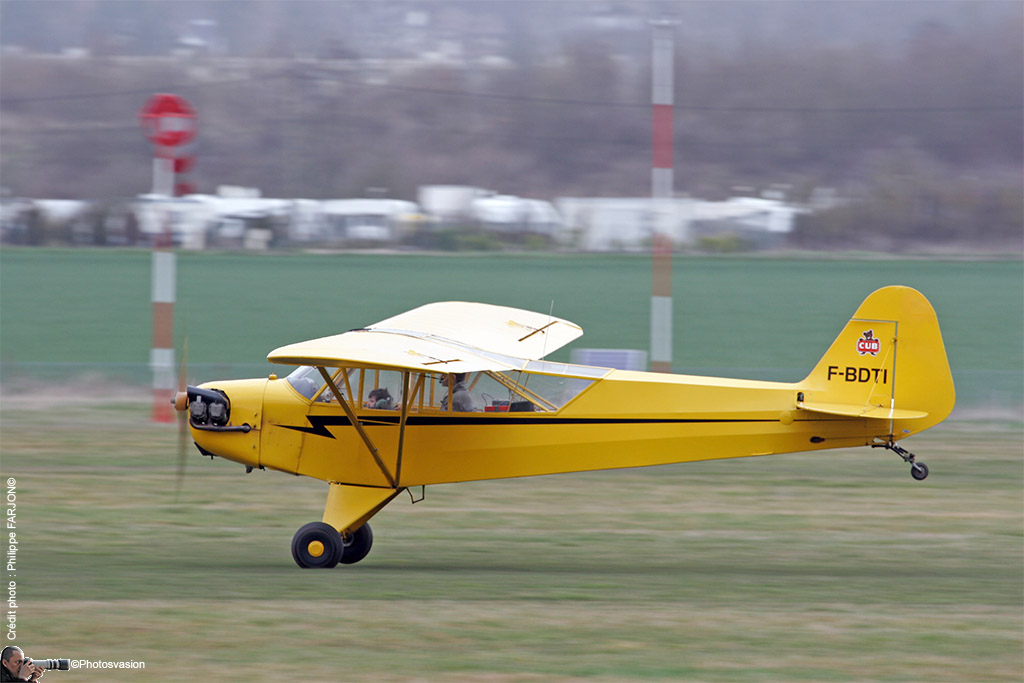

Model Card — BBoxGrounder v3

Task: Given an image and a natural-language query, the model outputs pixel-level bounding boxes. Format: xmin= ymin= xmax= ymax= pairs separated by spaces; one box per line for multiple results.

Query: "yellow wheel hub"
xmin=307 ymin=540 xmax=325 ymax=558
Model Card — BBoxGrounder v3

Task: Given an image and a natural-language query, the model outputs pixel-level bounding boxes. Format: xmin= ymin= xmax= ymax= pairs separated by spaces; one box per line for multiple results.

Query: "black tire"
xmin=911 ymin=462 xmax=929 ymax=481
xmin=340 ymin=523 xmax=373 ymax=565
xmin=291 ymin=521 xmax=344 ymax=568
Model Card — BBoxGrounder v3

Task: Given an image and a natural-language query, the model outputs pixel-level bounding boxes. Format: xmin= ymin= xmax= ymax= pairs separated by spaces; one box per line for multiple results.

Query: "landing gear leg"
xmin=875 ymin=441 xmax=929 ymax=481
xmin=300 ymin=483 xmax=400 ymax=569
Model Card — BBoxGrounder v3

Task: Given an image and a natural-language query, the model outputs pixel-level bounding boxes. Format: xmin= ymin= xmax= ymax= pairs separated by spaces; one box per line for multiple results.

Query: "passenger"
xmin=440 ymin=373 xmax=475 ymax=412
xmin=366 ymin=387 xmax=393 ymax=409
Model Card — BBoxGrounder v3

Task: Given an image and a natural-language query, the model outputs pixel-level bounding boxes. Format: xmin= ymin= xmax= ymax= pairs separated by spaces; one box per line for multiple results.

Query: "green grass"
xmin=1 ymin=249 xmax=1022 ymax=679
xmin=2 ymin=249 xmax=1021 ymax=409
xmin=2 ymin=249 xmax=1021 ymax=369
xmin=1 ymin=392 xmax=1021 ymax=681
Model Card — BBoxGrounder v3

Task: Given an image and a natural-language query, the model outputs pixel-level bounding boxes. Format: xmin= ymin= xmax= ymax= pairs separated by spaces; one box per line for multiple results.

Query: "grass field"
xmin=1 ymin=249 xmax=1021 ymax=680
xmin=0 ymin=389 xmax=1020 ymax=681
xmin=2 ymin=248 xmax=1021 ymax=406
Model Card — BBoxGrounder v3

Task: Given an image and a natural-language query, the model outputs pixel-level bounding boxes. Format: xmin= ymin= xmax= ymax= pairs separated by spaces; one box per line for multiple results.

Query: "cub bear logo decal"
xmin=857 ymin=330 xmax=881 ymax=356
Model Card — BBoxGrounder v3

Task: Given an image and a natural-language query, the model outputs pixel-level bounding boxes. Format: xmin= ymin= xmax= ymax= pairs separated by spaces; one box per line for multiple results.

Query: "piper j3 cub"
xmin=174 ymin=285 xmax=954 ymax=569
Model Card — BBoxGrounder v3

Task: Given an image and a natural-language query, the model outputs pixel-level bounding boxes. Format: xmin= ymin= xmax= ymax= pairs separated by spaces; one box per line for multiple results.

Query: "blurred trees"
xmin=793 ymin=150 xmax=1023 ymax=248
xmin=0 ymin=5 xmax=1020 ymax=248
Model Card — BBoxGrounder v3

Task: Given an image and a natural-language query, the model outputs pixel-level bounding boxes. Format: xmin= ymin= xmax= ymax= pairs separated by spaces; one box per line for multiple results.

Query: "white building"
xmin=556 ymin=197 xmax=695 ymax=251
xmin=418 ymin=185 xmax=488 ymax=224
xmin=470 ymin=195 xmax=562 ymax=238
xmin=556 ymin=196 xmax=800 ymax=251
xmin=134 ymin=191 xmax=294 ymax=249
xmin=319 ymin=198 xmax=421 ymax=243
xmin=419 ymin=185 xmax=563 ymax=239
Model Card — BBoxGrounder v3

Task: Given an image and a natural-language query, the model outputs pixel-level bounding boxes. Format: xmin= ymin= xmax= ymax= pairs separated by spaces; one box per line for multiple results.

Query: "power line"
xmin=3 ymin=69 xmax=1020 ymax=114
xmin=303 ymin=72 xmax=1023 ymax=113
xmin=0 ymin=74 xmax=288 ymax=105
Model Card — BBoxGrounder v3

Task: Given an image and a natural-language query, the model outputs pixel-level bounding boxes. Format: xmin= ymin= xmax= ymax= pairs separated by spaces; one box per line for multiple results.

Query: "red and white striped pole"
xmin=150 ymin=247 xmax=176 ymax=422
xmin=149 ymin=143 xmax=177 ymax=423
xmin=650 ymin=19 xmax=676 ymax=373
xmin=139 ymin=94 xmax=196 ymax=422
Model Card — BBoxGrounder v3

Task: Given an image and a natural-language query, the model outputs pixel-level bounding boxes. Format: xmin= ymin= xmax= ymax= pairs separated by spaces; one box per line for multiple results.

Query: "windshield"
xmin=286 ymin=365 xmax=341 ymax=401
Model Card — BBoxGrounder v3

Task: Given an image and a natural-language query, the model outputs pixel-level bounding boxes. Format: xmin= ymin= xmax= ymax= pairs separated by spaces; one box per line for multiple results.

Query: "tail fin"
xmin=798 ymin=286 xmax=955 ymax=438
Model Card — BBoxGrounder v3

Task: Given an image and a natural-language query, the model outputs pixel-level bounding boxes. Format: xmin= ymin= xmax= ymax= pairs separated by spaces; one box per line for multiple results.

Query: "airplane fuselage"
xmin=193 ymin=366 xmax=931 ymax=489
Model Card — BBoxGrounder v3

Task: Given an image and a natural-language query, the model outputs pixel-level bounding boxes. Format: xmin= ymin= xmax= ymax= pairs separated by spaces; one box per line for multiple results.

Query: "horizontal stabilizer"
xmin=797 ymin=400 xmax=928 ymax=420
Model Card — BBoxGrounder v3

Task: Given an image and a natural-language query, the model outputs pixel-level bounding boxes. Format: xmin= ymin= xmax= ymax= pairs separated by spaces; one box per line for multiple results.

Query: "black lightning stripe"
xmin=279 ymin=415 xmax=356 ymax=438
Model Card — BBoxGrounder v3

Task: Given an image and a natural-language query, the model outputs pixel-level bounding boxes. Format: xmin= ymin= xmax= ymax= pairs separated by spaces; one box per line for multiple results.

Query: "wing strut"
xmin=394 ymin=371 xmax=412 ymax=488
xmin=317 ymin=367 xmax=396 ymax=489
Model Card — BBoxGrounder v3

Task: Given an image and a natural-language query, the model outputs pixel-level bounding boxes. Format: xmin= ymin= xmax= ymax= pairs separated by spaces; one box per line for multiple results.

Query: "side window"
xmin=360 ymin=369 xmax=403 ymax=410
xmin=400 ymin=372 xmax=482 ymax=413
xmin=473 ymin=372 xmax=524 ymax=412
xmin=403 ymin=371 xmax=575 ymax=413
xmin=511 ymin=372 xmax=594 ymax=410
xmin=289 ymin=366 xmax=595 ymax=414
xmin=479 ymin=370 xmax=595 ymax=412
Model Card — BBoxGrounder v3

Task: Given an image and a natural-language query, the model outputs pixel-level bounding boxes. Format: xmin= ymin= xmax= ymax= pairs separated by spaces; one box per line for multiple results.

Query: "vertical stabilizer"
xmin=799 ymin=286 xmax=955 ymax=437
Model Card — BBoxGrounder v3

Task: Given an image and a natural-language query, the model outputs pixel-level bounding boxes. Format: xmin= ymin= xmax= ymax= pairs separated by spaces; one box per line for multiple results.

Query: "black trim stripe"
xmin=277 ymin=414 xmax=836 ymax=438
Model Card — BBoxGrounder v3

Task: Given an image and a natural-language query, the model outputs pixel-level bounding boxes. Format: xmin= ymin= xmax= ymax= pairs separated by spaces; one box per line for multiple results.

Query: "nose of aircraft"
xmin=174 ymin=378 xmax=267 ymax=469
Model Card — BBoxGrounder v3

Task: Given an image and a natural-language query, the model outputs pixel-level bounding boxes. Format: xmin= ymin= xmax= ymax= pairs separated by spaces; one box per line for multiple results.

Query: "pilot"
xmin=1 ymin=647 xmax=44 ymax=682
xmin=365 ymin=388 xmax=393 ymax=410
xmin=440 ymin=373 xmax=475 ymax=412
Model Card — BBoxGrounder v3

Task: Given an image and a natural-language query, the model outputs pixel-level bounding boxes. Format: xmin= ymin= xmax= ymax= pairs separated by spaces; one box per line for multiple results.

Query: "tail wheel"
xmin=874 ymin=442 xmax=931 ymax=481
xmin=340 ymin=523 xmax=373 ymax=565
xmin=291 ymin=522 xmax=343 ymax=568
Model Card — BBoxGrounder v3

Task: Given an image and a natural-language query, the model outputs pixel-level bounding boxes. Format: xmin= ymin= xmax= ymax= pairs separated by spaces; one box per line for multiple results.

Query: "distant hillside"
xmin=1 ymin=1 xmax=1021 ymax=246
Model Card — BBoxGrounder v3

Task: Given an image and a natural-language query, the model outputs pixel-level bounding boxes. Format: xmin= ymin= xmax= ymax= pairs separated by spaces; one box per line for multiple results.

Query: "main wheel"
xmin=340 ymin=523 xmax=373 ymax=565
xmin=291 ymin=521 xmax=344 ymax=568
xmin=911 ymin=462 xmax=929 ymax=481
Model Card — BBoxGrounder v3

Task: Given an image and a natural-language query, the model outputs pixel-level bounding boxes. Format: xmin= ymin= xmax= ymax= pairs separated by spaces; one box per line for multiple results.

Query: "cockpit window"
xmin=357 ymin=369 xmax=404 ymax=409
xmin=288 ymin=363 xmax=603 ymax=413
xmin=496 ymin=370 xmax=594 ymax=411
xmin=403 ymin=368 xmax=596 ymax=413
xmin=288 ymin=366 xmax=406 ymax=408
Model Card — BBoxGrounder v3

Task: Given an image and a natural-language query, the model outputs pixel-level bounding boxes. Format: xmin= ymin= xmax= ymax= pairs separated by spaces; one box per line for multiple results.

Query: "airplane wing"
xmin=267 ymin=302 xmax=583 ymax=372
xmin=368 ymin=302 xmax=583 ymax=360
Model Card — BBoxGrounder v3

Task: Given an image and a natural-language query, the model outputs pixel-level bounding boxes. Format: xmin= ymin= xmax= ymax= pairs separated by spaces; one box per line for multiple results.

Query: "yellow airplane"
xmin=174 ymin=285 xmax=954 ymax=568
